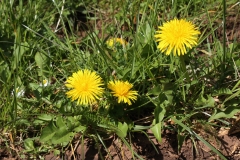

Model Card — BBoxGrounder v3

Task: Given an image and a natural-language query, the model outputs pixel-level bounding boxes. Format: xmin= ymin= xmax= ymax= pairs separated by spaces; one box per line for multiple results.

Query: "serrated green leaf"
xmin=154 ymin=104 xmax=166 ymax=123
xmin=195 ymin=95 xmax=215 ymax=109
xmin=209 ymin=106 xmax=240 ymax=121
xmin=56 ymin=116 xmax=66 ymax=128
xmin=35 ymin=52 xmax=48 ymax=69
xmin=223 ymin=89 xmax=240 ymax=104
xmin=214 ymin=88 xmax=232 ymax=96
xmin=33 ymin=119 xmax=45 ymax=125
xmin=29 ymin=83 xmax=40 ymax=90
xmin=158 ymin=93 xmax=168 ymax=103
xmin=40 ymin=121 xmax=57 ymax=143
xmin=40 ymin=116 xmax=79 ymax=145
xmin=73 ymin=125 xmax=86 ymax=132
xmin=148 ymin=85 xmax=162 ymax=96
xmin=37 ymin=114 xmax=53 ymax=121
xmin=68 ymin=116 xmax=85 ymax=132
xmin=116 ymin=122 xmax=128 ymax=138
xmin=24 ymin=138 xmax=35 ymax=151
xmin=51 ymin=126 xmax=74 ymax=145
xmin=54 ymin=149 xmax=60 ymax=156
xmin=150 ymin=122 xmax=162 ymax=142
xmin=145 ymin=23 xmax=152 ymax=41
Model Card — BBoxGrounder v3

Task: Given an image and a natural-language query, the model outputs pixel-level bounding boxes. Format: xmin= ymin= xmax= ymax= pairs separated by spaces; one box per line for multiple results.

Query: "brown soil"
xmin=41 ymin=128 xmax=240 ymax=160
xmin=1 ymin=129 xmax=240 ymax=160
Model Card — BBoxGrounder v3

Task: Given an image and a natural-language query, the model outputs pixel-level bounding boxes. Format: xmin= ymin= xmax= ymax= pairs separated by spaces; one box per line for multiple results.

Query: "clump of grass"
xmin=0 ymin=0 xmax=239 ymax=159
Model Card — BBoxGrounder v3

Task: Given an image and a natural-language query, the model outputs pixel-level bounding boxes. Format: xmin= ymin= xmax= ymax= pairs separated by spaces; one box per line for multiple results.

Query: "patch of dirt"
xmin=204 ymin=7 xmax=240 ymax=46
xmin=67 ymin=3 xmax=240 ymax=46
xmin=1 ymin=128 xmax=240 ymax=159
xmin=42 ymin=128 xmax=240 ymax=160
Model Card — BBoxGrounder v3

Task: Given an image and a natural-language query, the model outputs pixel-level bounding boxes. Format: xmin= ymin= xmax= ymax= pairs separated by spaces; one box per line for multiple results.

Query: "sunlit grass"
xmin=0 ymin=0 xmax=239 ymax=159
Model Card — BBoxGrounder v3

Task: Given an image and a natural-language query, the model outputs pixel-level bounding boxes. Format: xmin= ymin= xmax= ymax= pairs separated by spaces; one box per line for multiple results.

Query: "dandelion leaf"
xmin=150 ymin=122 xmax=162 ymax=142
xmin=209 ymin=106 xmax=240 ymax=121
xmin=40 ymin=121 xmax=57 ymax=143
xmin=116 ymin=122 xmax=128 ymax=138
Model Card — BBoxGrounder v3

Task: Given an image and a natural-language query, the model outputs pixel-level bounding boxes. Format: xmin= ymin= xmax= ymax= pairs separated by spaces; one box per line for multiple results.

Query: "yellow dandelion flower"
xmin=155 ymin=19 xmax=200 ymax=56
xmin=108 ymin=80 xmax=138 ymax=105
xmin=106 ymin=38 xmax=127 ymax=48
xmin=65 ymin=69 xmax=104 ymax=105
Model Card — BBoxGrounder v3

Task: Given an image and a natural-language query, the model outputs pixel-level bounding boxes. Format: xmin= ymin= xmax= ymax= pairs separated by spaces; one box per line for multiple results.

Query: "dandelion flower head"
xmin=106 ymin=38 xmax=127 ymax=49
xmin=108 ymin=80 xmax=138 ymax=105
xmin=65 ymin=69 xmax=104 ymax=105
xmin=155 ymin=19 xmax=200 ymax=56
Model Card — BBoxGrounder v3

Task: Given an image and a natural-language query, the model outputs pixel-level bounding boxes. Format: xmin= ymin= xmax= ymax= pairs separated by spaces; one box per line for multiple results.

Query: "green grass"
xmin=0 ymin=0 xmax=240 ymax=159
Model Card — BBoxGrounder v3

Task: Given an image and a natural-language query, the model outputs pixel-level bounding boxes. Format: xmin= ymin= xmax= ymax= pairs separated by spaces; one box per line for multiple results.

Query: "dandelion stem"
xmin=179 ymin=56 xmax=190 ymax=83
xmin=222 ymin=0 xmax=226 ymax=72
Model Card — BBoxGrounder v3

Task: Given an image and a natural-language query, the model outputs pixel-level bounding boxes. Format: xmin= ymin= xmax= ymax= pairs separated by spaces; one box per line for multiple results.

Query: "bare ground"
xmin=43 ymin=128 xmax=240 ymax=160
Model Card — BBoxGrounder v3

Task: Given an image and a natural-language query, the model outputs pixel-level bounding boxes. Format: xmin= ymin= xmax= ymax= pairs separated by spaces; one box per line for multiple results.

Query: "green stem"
xmin=222 ymin=0 xmax=226 ymax=72
xmin=179 ymin=56 xmax=190 ymax=82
